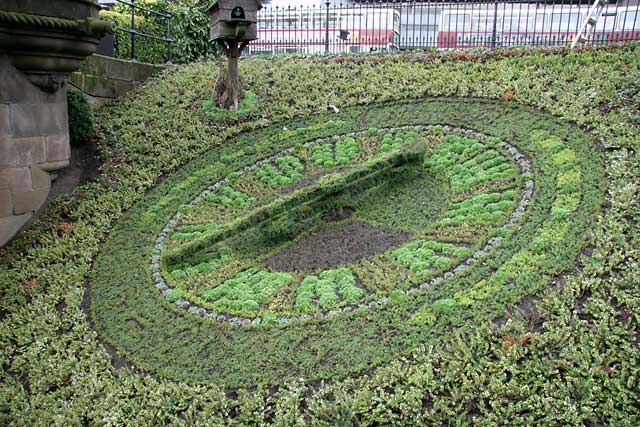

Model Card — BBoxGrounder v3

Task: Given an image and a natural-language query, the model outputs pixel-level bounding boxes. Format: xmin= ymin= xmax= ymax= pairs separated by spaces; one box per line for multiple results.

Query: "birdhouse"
xmin=209 ymin=0 xmax=263 ymax=42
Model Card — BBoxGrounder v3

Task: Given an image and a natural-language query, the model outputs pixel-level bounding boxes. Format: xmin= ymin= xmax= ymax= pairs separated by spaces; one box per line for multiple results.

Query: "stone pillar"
xmin=0 ymin=2 xmax=112 ymax=246
xmin=0 ymin=55 xmax=71 ymax=245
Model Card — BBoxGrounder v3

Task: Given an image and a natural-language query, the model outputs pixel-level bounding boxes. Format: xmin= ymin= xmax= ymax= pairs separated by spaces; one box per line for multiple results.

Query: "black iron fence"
xmin=246 ymin=0 xmax=640 ymax=55
xmin=109 ymin=0 xmax=173 ymax=62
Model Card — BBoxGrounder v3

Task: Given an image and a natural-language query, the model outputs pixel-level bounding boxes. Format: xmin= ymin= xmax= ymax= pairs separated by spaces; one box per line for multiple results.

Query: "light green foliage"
xmin=256 ymin=155 xmax=304 ymax=186
xmin=207 ymin=186 xmax=253 ymax=207
xmin=425 ymin=135 xmax=484 ymax=172
xmin=440 ymin=190 xmax=516 ymax=225
xmin=432 ymin=298 xmax=458 ymax=315
xmin=392 ymin=240 xmax=470 ymax=274
xmin=449 ymin=150 xmax=515 ymax=192
xmin=425 ymin=136 xmax=514 ymax=192
xmin=311 ymin=137 xmax=359 ymax=168
xmin=310 ymin=143 xmax=333 ymax=167
xmin=296 ymin=268 xmax=365 ymax=312
xmin=202 ymin=91 xmax=259 ymax=121
xmin=380 ymin=130 xmax=418 ymax=152
xmin=165 ymin=289 xmax=184 ymax=303
xmin=335 ymin=137 xmax=359 ymax=164
xmin=201 ymin=268 xmax=292 ymax=313
xmin=410 ymin=304 xmax=436 ymax=326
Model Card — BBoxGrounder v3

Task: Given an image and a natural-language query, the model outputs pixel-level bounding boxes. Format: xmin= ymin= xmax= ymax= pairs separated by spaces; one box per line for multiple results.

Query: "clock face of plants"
xmin=91 ymin=98 xmax=603 ymax=387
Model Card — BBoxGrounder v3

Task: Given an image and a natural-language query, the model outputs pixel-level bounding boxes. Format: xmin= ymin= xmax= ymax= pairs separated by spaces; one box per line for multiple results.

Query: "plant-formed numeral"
xmin=392 ymin=240 xmax=471 ymax=274
xmin=379 ymin=130 xmax=419 ymax=153
xmin=311 ymin=136 xmax=360 ymax=168
xmin=440 ymin=190 xmax=517 ymax=226
xmin=256 ymin=155 xmax=304 ymax=186
xmin=296 ymin=268 xmax=365 ymax=313
xmin=207 ymin=186 xmax=254 ymax=207
xmin=424 ymin=134 xmax=486 ymax=172
xmin=201 ymin=268 xmax=292 ymax=315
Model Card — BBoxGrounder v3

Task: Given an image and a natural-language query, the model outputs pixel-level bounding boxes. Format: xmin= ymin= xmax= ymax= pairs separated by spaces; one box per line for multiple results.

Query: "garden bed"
xmin=1 ymin=44 xmax=639 ymax=425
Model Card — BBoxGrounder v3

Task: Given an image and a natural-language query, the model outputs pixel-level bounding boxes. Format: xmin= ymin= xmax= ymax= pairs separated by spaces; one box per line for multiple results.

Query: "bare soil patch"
xmin=264 ymin=220 xmax=412 ymax=271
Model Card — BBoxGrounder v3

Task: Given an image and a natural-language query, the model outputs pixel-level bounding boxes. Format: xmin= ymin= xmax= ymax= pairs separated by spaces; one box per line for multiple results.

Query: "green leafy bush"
xmin=66 ymin=89 xmax=94 ymax=145
xmin=99 ymin=10 xmax=167 ymax=64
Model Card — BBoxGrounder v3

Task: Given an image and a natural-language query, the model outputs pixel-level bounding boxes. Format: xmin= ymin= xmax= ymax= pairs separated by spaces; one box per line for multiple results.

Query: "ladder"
xmin=570 ymin=0 xmax=608 ymax=49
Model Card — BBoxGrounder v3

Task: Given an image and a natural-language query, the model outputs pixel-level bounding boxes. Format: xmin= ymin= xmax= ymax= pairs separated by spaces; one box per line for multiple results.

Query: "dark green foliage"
xmin=66 ymin=89 xmax=94 ymax=145
xmin=99 ymin=10 xmax=167 ymax=64
xmin=167 ymin=0 xmax=212 ymax=63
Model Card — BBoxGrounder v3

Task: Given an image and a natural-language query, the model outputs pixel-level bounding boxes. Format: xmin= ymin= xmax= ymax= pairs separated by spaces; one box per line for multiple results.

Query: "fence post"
xmin=490 ymin=0 xmax=498 ymax=49
xmin=167 ymin=14 xmax=172 ymax=63
xmin=131 ymin=0 xmax=136 ymax=60
xmin=325 ymin=1 xmax=330 ymax=54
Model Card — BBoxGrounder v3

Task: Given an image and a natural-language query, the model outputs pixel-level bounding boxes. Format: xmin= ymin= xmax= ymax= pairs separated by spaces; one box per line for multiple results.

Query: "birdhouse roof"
xmin=207 ymin=0 xmax=263 ymax=11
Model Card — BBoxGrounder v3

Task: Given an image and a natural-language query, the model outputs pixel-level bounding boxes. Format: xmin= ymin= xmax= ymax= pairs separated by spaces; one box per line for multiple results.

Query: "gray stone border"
xmin=149 ymin=126 xmax=534 ymax=326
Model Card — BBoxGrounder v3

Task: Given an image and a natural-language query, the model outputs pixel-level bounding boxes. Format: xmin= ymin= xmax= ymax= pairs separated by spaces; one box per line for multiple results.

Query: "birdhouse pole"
xmin=209 ymin=0 xmax=262 ymax=111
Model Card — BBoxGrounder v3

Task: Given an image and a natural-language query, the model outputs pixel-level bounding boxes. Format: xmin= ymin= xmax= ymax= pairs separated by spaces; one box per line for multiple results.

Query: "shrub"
xmin=66 ymin=89 xmax=94 ymax=145
xmin=99 ymin=10 xmax=167 ymax=64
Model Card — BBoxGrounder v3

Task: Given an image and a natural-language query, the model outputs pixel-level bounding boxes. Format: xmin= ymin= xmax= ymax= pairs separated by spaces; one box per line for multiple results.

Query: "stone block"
xmin=132 ymin=61 xmax=161 ymax=82
xmin=104 ymin=55 xmax=134 ymax=81
xmin=0 ymin=55 xmax=39 ymax=104
xmin=69 ymin=72 xmax=84 ymax=90
xmin=0 ymin=136 xmax=11 ymax=166
xmin=1 ymin=167 xmax=31 ymax=192
xmin=0 ymin=213 xmax=32 ymax=247
xmin=40 ymin=159 xmax=69 ymax=172
xmin=115 ymin=79 xmax=134 ymax=97
xmin=83 ymin=74 xmax=117 ymax=98
xmin=12 ymin=186 xmax=49 ymax=214
xmin=30 ymin=165 xmax=51 ymax=189
xmin=0 ymin=189 xmax=11 ymax=217
xmin=10 ymin=102 xmax=68 ymax=137
xmin=6 ymin=136 xmax=46 ymax=166
xmin=86 ymin=55 xmax=116 ymax=79
xmin=0 ymin=104 xmax=10 ymax=136
xmin=45 ymin=134 xmax=70 ymax=163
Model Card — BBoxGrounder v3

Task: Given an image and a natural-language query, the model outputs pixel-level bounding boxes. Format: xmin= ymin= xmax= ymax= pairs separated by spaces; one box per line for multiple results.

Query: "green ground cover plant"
xmin=1 ymin=44 xmax=639 ymax=425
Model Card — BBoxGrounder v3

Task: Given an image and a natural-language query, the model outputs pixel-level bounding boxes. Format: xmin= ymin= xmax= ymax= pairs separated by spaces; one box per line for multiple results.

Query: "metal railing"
xmin=110 ymin=0 xmax=173 ymax=62
xmin=246 ymin=0 xmax=640 ymax=55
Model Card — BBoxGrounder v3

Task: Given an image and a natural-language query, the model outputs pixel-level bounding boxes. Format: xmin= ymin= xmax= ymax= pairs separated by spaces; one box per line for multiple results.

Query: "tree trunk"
xmin=215 ymin=40 xmax=249 ymax=111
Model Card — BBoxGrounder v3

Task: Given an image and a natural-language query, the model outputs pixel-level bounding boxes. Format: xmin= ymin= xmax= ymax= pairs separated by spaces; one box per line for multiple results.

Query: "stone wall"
xmin=68 ymin=54 xmax=164 ymax=107
xmin=0 ymin=55 xmax=70 ymax=246
xmin=0 ymin=53 xmax=162 ymax=246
